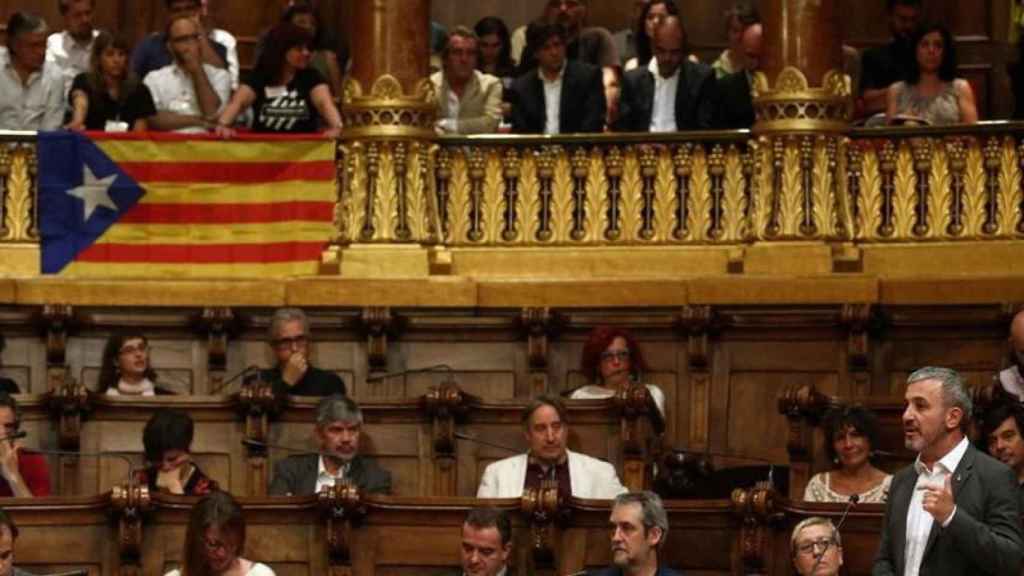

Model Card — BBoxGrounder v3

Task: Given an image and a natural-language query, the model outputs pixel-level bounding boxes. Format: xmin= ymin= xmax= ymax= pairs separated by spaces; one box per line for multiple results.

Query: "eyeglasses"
xmin=119 ymin=343 xmax=148 ymax=355
xmin=600 ymin=350 xmax=630 ymax=362
xmin=272 ymin=335 xmax=308 ymax=350
xmin=796 ymin=538 xmax=838 ymax=555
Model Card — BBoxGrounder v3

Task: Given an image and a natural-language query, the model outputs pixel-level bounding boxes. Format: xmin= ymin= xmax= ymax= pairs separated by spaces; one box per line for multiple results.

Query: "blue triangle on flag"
xmin=37 ymin=132 xmax=146 ymax=274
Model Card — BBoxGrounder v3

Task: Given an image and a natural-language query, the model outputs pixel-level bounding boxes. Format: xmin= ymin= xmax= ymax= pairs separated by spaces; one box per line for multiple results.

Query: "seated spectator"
xmin=46 ymin=0 xmax=99 ymax=98
xmin=430 ymin=27 xmax=502 ymax=135
xmin=445 ymin=508 xmax=512 ymax=576
xmin=590 ymin=491 xmax=679 ymax=576
xmin=886 ymin=23 xmax=978 ymax=126
xmin=97 ymin=331 xmax=176 ymax=396
xmin=858 ymin=0 xmax=921 ymax=119
xmin=132 ymin=0 xmax=228 ymax=82
xmin=0 ymin=393 xmax=49 ymax=497
xmin=145 ymin=13 xmax=231 ymax=133
xmin=804 ymin=406 xmax=891 ymax=503
xmin=716 ymin=22 xmax=762 ymax=130
xmin=623 ymin=0 xmax=679 ymax=72
xmin=615 ymin=15 xmax=715 ymax=133
xmin=477 ymin=395 xmax=627 ymax=499
xmin=0 ymin=337 xmax=19 ymax=395
xmin=509 ymin=23 xmax=606 ymax=134
xmin=612 ymin=0 xmax=648 ymax=66
xmin=136 ymin=410 xmax=218 ymax=496
xmin=250 ymin=308 xmax=346 ymax=397
xmin=281 ymin=2 xmax=344 ymax=98
xmin=791 ymin=517 xmax=843 ymax=576
xmin=572 ymin=327 xmax=666 ymax=419
xmin=998 ymin=309 xmax=1024 ymax=400
xmin=710 ymin=1 xmax=761 ymax=79
xmin=215 ymin=23 xmax=341 ymax=137
xmin=164 ymin=491 xmax=275 ymax=576
xmin=981 ymin=402 xmax=1024 ymax=501
xmin=510 ymin=2 xmax=561 ymax=66
xmin=0 ymin=12 xmax=65 ymax=131
xmin=269 ymin=395 xmax=391 ymax=496
xmin=66 ymin=31 xmax=156 ymax=132
xmin=475 ymin=17 xmax=517 ymax=81
xmin=199 ymin=0 xmax=239 ymax=89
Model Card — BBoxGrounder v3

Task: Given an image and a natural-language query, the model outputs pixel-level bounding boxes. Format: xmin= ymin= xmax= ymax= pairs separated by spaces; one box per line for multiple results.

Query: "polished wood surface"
xmin=349 ymin=0 xmax=431 ymax=93
xmin=761 ymin=0 xmax=843 ymax=84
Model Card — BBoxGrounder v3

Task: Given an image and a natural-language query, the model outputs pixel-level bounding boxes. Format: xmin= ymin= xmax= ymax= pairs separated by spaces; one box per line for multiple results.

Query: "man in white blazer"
xmin=477 ymin=395 xmax=627 ymax=499
xmin=430 ymin=26 xmax=503 ymax=135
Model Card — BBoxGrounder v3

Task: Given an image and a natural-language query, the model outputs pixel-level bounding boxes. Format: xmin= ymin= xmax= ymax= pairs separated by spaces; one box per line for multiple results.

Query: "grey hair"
xmin=907 ymin=366 xmax=973 ymax=431
xmin=315 ymin=394 xmax=362 ymax=426
xmin=613 ymin=491 xmax=669 ymax=548
xmin=790 ymin=516 xmax=840 ymax=556
xmin=7 ymin=12 xmax=48 ymax=46
xmin=268 ymin=307 xmax=310 ymax=341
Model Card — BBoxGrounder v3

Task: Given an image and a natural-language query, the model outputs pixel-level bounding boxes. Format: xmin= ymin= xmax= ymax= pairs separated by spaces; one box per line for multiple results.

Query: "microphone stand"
xmin=365 ymin=364 xmax=454 ymax=383
xmin=452 ymin=431 xmax=520 ymax=454
xmin=209 ymin=364 xmax=261 ymax=395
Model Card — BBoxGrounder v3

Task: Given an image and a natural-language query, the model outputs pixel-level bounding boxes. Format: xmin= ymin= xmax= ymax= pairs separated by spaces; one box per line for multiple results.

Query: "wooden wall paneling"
xmin=385 ymin=341 xmax=520 ymax=399
xmin=10 ymin=497 xmax=112 ymax=576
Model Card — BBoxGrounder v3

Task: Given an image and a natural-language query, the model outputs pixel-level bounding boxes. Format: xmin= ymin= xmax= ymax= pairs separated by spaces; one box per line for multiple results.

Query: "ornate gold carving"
xmin=690 ymin=144 xmax=712 ymax=242
xmin=752 ymin=67 xmax=851 ymax=133
xmin=721 ymin=144 xmax=748 ymax=242
xmin=963 ymin=138 xmax=987 ymax=238
xmin=341 ymin=76 xmax=436 ymax=139
xmin=583 ymin=147 xmax=607 ymax=243
xmin=1 ymin=144 xmax=36 ymax=242
xmin=999 ymin=137 xmax=1022 ymax=236
xmin=482 ymin=148 xmax=505 ymax=243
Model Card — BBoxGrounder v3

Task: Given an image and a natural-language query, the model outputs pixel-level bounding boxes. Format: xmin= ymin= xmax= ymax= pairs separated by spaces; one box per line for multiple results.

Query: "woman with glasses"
xmin=804 ymin=406 xmax=891 ymax=503
xmin=165 ymin=491 xmax=274 ymax=576
xmin=250 ymin=308 xmax=346 ymax=397
xmin=572 ymin=326 xmax=666 ymax=419
xmin=97 ymin=331 xmax=176 ymax=396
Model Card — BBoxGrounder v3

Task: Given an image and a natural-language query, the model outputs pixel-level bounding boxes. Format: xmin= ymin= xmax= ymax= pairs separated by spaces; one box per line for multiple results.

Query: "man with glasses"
xmin=252 ymin=307 xmax=346 ymax=397
xmin=791 ymin=517 xmax=843 ymax=576
xmin=269 ymin=394 xmax=391 ymax=496
xmin=144 ymin=12 xmax=230 ymax=132
xmin=132 ymin=0 xmax=228 ymax=82
xmin=0 ymin=394 xmax=49 ymax=498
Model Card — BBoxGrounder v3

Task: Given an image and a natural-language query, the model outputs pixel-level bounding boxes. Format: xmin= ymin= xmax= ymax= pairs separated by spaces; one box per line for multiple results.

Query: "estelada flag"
xmin=38 ymin=131 xmax=336 ymax=277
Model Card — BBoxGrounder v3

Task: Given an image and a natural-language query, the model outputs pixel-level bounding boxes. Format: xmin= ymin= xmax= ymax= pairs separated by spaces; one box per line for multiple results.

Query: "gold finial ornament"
xmin=751 ymin=67 xmax=852 ymax=133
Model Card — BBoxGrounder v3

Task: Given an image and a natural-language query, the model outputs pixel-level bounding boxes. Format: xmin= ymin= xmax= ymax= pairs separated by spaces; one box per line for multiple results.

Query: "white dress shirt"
xmin=540 ymin=63 xmax=566 ymax=135
xmin=648 ymin=56 xmax=679 ymax=133
xmin=314 ymin=456 xmax=350 ymax=493
xmin=144 ymin=62 xmax=232 ymax=133
xmin=904 ymin=436 xmax=968 ymax=576
xmin=208 ymin=28 xmax=239 ymax=90
xmin=0 ymin=60 xmax=65 ymax=131
xmin=437 ymin=85 xmax=461 ymax=133
xmin=46 ymin=29 xmax=99 ymax=97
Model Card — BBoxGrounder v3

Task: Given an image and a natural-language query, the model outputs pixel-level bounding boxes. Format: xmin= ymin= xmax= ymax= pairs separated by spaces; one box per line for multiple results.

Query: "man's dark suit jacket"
xmin=268 ymin=453 xmax=392 ymax=496
xmin=873 ymin=443 xmax=1024 ymax=576
xmin=716 ymin=70 xmax=755 ymax=130
xmin=614 ymin=60 xmax=716 ymax=132
xmin=509 ymin=60 xmax=607 ymax=134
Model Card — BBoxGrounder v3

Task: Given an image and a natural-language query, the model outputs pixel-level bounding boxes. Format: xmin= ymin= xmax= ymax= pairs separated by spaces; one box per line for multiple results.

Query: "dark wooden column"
xmin=760 ymin=0 xmax=842 ymax=87
xmin=348 ymin=0 xmax=432 ymax=95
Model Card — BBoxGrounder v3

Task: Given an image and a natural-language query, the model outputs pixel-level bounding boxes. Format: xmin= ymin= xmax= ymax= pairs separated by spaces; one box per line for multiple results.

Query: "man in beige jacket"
xmin=431 ymin=26 xmax=503 ymax=135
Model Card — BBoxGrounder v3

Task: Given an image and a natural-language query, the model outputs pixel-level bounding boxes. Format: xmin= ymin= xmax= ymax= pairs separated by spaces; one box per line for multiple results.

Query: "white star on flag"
xmin=67 ymin=164 xmax=119 ymax=221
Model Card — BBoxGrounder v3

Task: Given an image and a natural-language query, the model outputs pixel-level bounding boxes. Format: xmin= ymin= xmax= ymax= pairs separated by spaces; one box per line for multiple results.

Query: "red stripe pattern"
xmin=117 ymin=161 xmax=336 ymax=183
xmin=78 ymin=242 xmax=328 ymax=263
xmin=119 ymin=201 xmax=335 ymax=224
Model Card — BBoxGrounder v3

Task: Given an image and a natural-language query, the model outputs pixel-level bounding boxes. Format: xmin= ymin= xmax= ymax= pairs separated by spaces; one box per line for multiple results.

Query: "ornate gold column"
xmin=324 ymin=0 xmax=447 ymax=277
xmin=746 ymin=0 xmax=855 ymax=274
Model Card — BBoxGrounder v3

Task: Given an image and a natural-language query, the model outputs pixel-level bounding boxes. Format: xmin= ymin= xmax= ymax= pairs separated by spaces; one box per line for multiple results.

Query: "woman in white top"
xmin=164 ymin=491 xmax=275 ymax=576
xmin=571 ymin=326 xmax=666 ymax=419
xmin=97 ymin=331 xmax=174 ymax=396
xmin=804 ymin=406 xmax=892 ymax=503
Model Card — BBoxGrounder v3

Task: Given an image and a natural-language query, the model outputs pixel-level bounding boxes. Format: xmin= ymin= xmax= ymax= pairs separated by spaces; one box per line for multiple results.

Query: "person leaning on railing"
xmin=803 ymin=406 xmax=891 ymax=504
xmin=65 ymin=31 xmax=156 ymax=132
xmin=215 ymin=23 xmax=342 ymax=139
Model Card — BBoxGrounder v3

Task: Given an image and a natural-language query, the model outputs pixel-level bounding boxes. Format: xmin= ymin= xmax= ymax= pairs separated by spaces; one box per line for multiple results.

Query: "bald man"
xmin=614 ymin=16 xmax=716 ymax=132
xmin=998 ymin=310 xmax=1024 ymax=400
xmin=716 ymin=22 xmax=762 ymax=129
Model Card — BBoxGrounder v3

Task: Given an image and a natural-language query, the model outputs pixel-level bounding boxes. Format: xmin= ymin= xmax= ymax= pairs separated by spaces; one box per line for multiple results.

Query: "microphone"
xmin=240 ymin=438 xmax=354 ymax=462
xmin=452 ymin=431 xmax=520 ymax=454
xmin=366 ymin=364 xmax=454 ymax=383
xmin=809 ymin=494 xmax=858 ymax=574
xmin=22 ymin=446 xmax=138 ymax=490
xmin=210 ymin=364 xmax=261 ymax=395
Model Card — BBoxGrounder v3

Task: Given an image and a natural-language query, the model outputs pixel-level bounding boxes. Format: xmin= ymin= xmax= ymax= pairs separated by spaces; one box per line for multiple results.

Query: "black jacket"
xmin=509 ymin=60 xmax=607 ymax=134
xmin=716 ymin=70 xmax=755 ymax=130
xmin=268 ymin=453 xmax=392 ymax=496
xmin=614 ymin=60 xmax=716 ymax=132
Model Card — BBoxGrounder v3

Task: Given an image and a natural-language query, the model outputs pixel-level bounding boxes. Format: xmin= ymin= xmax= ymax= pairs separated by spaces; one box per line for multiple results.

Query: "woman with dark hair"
xmin=66 ymin=30 xmax=157 ymax=132
xmin=165 ymin=491 xmax=274 ymax=576
xmin=804 ymin=406 xmax=891 ymax=503
xmin=136 ymin=410 xmax=217 ymax=496
xmin=280 ymin=2 xmax=345 ymax=98
xmin=886 ymin=23 xmax=978 ymax=125
xmin=474 ymin=16 xmax=516 ymax=80
xmin=711 ymin=1 xmax=762 ymax=79
xmin=572 ymin=326 xmax=665 ymax=418
xmin=97 ymin=332 xmax=174 ymax=396
xmin=215 ymin=23 xmax=342 ymax=137
xmin=624 ymin=0 xmax=680 ymax=71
